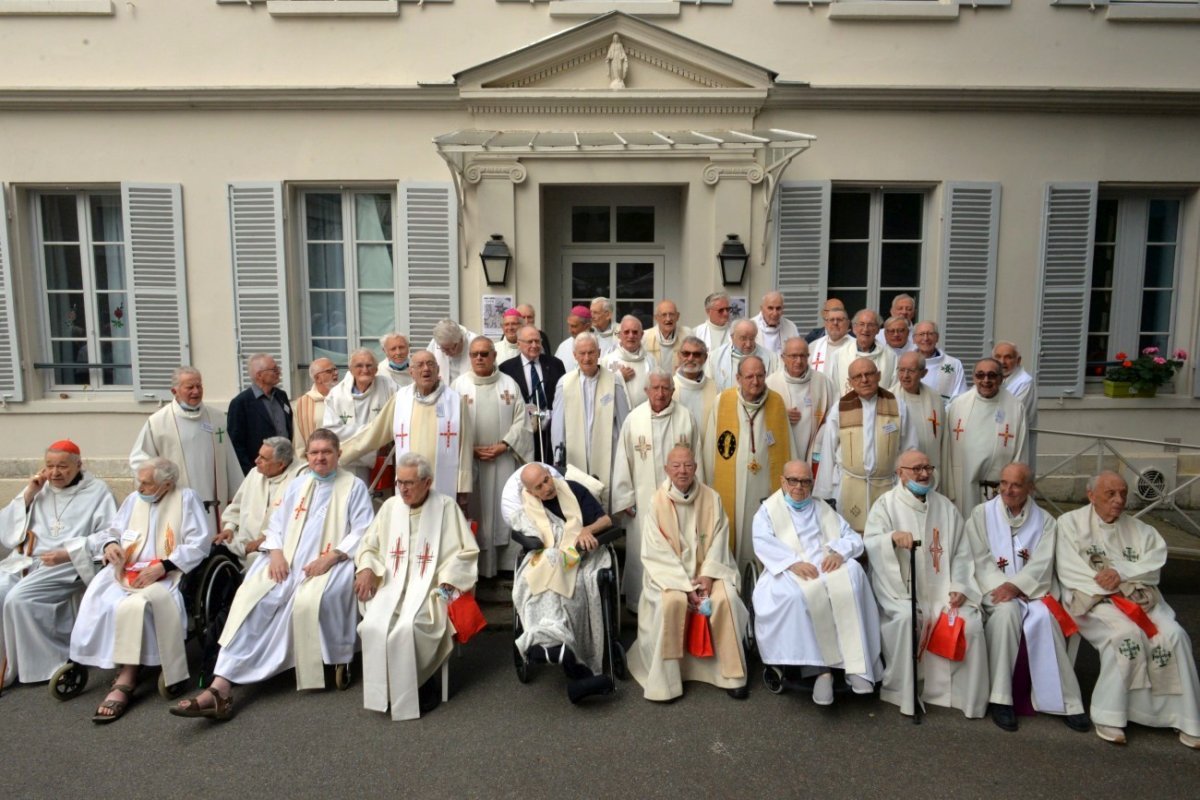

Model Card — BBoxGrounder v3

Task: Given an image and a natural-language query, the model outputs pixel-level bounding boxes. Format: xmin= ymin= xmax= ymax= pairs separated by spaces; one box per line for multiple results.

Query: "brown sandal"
xmin=92 ymin=682 xmax=135 ymax=724
xmin=170 ymin=686 xmax=234 ymax=721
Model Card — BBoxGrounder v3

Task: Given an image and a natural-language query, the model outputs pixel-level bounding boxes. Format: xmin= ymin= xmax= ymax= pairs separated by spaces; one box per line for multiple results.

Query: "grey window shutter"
xmin=939 ymin=182 xmax=1001 ymax=364
xmin=228 ymin=183 xmax=291 ymax=395
xmin=123 ymin=182 xmax=190 ymax=402
xmin=0 ymin=184 xmax=23 ymax=402
xmin=398 ymin=182 xmax=459 ymax=346
xmin=1035 ymin=182 xmax=1097 ymax=399
xmin=774 ymin=181 xmax=831 ymax=331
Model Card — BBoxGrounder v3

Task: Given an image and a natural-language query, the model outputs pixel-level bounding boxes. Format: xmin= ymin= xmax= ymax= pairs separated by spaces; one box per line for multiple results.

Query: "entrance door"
xmin=564 ymin=255 xmax=664 ymax=326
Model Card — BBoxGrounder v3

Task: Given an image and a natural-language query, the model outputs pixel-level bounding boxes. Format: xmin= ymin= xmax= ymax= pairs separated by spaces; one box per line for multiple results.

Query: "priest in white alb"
xmin=942 ymin=358 xmax=1027 ymax=519
xmin=766 ymin=336 xmax=833 ymax=462
xmin=129 ymin=366 xmax=242 ymax=534
xmin=809 ymin=305 xmax=852 ymax=378
xmin=453 ymin=336 xmax=532 ymax=576
xmin=707 ymin=319 xmax=779 ymax=392
xmin=672 ymin=335 xmax=717 ymax=433
xmin=71 ymin=457 xmax=211 ymax=723
xmin=495 ymin=309 xmax=524 ymax=364
xmin=752 ymin=291 xmax=801 ymax=356
xmin=612 ymin=371 xmax=703 ymax=610
xmin=752 ymin=460 xmax=882 ymax=706
xmin=864 ymin=448 xmax=988 ymax=719
xmin=354 ymin=453 xmax=478 ymax=720
xmin=913 ymin=321 xmax=966 ymax=403
xmin=341 ymin=350 xmax=472 ymax=505
xmin=828 ymin=310 xmax=897 ymax=393
xmin=323 ymin=348 xmax=396 ymax=486
xmin=292 ymin=358 xmax=338 ymax=454
xmin=964 ymin=462 xmax=1089 ymax=733
xmin=893 ymin=351 xmax=944 ymax=470
xmin=426 ymin=318 xmax=477 ymax=384
xmin=171 ymin=430 xmax=373 ymax=720
xmin=642 ymin=299 xmax=691 ymax=370
xmin=377 ymin=332 xmax=413 ymax=390
xmin=692 ymin=292 xmax=733 ymax=353
xmin=1055 ymin=470 xmax=1200 ymax=749
xmin=995 ymin=341 xmax=1038 ymax=469
xmin=629 ymin=446 xmax=748 ymax=702
xmin=0 ymin=440 xmax=116 ymax=689
xmin=602 ymin=315 xmax=658 ymax=409
xmin=212 ymin=436 xmax=304 ymax=569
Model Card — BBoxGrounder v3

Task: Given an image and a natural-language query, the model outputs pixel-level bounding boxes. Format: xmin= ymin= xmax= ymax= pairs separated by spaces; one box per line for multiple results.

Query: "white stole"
xmin=393 ymin=387 xmax=462 ymax=498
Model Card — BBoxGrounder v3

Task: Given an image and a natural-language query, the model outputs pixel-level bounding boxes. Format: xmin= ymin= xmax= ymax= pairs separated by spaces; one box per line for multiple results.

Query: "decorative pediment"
xmin=455 ymin=11 xmax=774 ymax=109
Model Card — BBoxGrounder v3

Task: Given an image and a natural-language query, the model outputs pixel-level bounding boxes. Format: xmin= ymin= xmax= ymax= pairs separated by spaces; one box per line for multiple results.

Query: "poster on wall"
xmin=482 ymin=294 xmax=514 ymax=336
xmin=728 ymin=296 xmax=748 ymax=321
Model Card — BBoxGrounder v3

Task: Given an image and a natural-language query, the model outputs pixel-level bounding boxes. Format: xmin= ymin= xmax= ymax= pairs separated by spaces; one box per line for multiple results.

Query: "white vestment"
xmin=921 ymin=349 xmax=967 ymax=402
xmin=323 ymin=374 xmax=396 ymax=481
xmin=692 ymin=320 xmax=730 ymax=353
xmin=965 ymin=497 xmax=1084 ymax=715
xmin=495 ymin=337 xmax=522 ymax=365
xmin=706 ymin=343 xmax=779 ymax=392
xmin=602 ymin=347 xmax=658 ymax=409
xmin=751 ymin=492 xmax=881 ymax=679
xmin=592 ymin=326 xmax=618 ymax=357
xmin=611 ymin=401 xmax=703 ymax=610
xmin=453 ymin=369 xmax=532 ymax=576
xmin=220 ymin=460 xmax=305 ymax=568
xmin=673 ymin=372 xmax=717 ymax=436
xmin=1056 ymin=506 xmax=1200 ymax=736
xmin=377 ymin=361 xmax=414 ymax=390
xmin=809 ymin=334 xmax=853 ymax=378
xmin=215 ymin=473 xmax=373 ymax=688
xmin=766 ymin=369 xmax=834 ymax=462
xmin=550 ymin=369 xmax=630 ymax=508
xmin=828 ymin=343 xmax=897 ymax=396
xmin=0 ymin=474 xmax=116 ymax=684
xmin=942 ymin=389 xmax=1027 ymax=519
xmin=864 ymin=486 xmax=988 ymax=718
xmin=893 ymin=385 xmax=945 ymax=469
xmin=751 ymin=313 xmax=800 ymax=356
xmin=357 ymin=492 xmax=478 ymax=720
xmin=1003 ymin=366 xmax=1038 ymax=470
xmin=642 ymin=325 xmax=692 ymax=372
xmin=426 ymin=325 xmax=478 ymax=384
xmin=553 ymin=335 xmax=581 ymax=373
xmin=130 ymin=401 xmax=242 ymax=532
xmin=70 ymin=489 xmax=211 ymax=684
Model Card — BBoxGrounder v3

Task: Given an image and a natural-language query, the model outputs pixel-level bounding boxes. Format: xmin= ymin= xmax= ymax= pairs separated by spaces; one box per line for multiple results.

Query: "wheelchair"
xmin=50 ymin=544 xmax=245 ymax=701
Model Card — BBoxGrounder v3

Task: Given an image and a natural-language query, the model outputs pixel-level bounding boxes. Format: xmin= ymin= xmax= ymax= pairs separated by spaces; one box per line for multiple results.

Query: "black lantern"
xmin=718 ymin=234 xmax=749 ymax=286
xmin=479 ymin=234 xmax=512 ymax=286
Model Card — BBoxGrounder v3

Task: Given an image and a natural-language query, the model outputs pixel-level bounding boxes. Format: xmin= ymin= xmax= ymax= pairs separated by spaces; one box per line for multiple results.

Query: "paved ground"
xmin=5 ymin=593 xmax=1199 ymax=799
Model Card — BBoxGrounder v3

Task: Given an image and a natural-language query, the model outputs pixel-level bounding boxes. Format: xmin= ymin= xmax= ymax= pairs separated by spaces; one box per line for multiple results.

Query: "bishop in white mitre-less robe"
xmin=865 ymin=484 xmax=988 ymax=718
xmin=218 ymin=459 xmax=305 ymax=568
xmin=752 ymin=492 xmax=882 ymax=685
xmin=70 ymin=487 xmax=211 ymax=687
xmin=942 ymin=388 xmax=1026 ymax=519
xmin=323 ymin=373 xmax=396 ymax=485
xmin=766 ymin=367 xmax=833 ymax=462
xmin=0 ymin=473 xmax=116 ymax=685
xmin=611 ymin=401 xmax=702 ymax=610
xmin=357 ymin=490 xmax=477 ymax=720
xmin=215 ymin=471 xmax=373 ymax=690
xmin=453 ymin=368 xmax=532 ymax=576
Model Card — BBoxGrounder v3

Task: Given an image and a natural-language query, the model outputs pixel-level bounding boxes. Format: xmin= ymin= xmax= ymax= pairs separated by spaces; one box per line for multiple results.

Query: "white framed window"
xmin=300 ymin=189 xmax=397 ymax=364
xmin=32 ymin=190 xmax=133 ymax=389
xmin=827 ymin=187 xmax=926 ymax=318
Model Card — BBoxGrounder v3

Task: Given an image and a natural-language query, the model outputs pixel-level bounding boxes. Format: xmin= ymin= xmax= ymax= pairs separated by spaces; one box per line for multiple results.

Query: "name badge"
xmin=120 ymin=529 xmax=140 ymax=544
xmin=600 ymin=393 xmax=612 ymax=406
xmin=804 ymin=396 xmax=813 ymax=408
xmin=766 ymin=431 xmax=776 ymax=447
xmin=436 ymin=404 xmax=445 ymax=418
xmin=882 ymin=422 xmax=898 ymax=434
xmin=201 ymin=422 xmax=215 ymax=433
xmin=994 ymin=409 xmax=1005 ymax=424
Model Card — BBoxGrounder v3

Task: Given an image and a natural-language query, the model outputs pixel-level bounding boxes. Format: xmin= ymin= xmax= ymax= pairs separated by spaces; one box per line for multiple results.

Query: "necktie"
xmin=529 ymin=361 xmax=545 ymax=408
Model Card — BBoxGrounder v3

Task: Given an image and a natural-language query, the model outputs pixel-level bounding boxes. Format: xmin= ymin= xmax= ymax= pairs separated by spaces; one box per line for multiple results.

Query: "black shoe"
xmin=418 ymin=676 xmax=441 ymax=715
xmin=561 ymin=647 xmax=592 ymax=681
xmin=990 ymin=703 xmax=1018 ymax=732
xmin=727 ymin=684 xmax=749 ymax=700
xmin=567 ymin=675 xmax=614 ymax=704
xmin=1064 ymin=713 xmax=1091 ymax=733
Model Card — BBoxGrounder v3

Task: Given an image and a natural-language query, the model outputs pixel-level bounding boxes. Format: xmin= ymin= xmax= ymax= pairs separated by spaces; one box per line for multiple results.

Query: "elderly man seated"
xmin=70 ymin=457 xmax=211 ymax=723
xmin=752 ymin=460 xmax=882 ymax=706
xmin=510 ymin=463 xmax=616 ymax=703
xmin=354 ymin=453 xmax=478 ymax=720
xmin=213 ymin=436 xmax=304 ymax=569
xmin=628 ymin=446 xmax=748 ymax=702
xmin=1056 ymin=470 xmax=1200 ymax=748
xmin=0 ymin=440 xmax=117 ymax=690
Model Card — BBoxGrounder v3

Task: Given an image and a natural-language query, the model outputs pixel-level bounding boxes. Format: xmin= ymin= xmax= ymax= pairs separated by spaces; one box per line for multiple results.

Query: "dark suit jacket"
xmin=498 ymin=353 xmax=566 ymax=461
xmin=226 ymin=385 xmax=293 ymax=474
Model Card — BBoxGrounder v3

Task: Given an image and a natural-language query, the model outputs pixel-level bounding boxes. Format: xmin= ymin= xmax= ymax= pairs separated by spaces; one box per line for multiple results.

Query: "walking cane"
xmin=910 ymin=538 xmax=922 ymax=725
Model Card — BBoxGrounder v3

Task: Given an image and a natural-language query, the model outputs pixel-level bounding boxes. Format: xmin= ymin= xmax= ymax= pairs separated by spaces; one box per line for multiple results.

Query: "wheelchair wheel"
xmin=159 ymin=671 xmax=188 ymax=700
xmin=741 ymin=561 xmax=759 ymax=660
xmin=200 ymin=556 xmax=242 ymax=629
xmin=49 ymin=662 xmax=88 ymax=701
xmin=513 ymin=642 xmax=530 ymax=684
xmin=335 ymin=663 xmax=352 ymax=691
xmin=609 ymin=641 xmax=628 ymax=682
xmin=763 ymin=666 xmax=786 ymax=695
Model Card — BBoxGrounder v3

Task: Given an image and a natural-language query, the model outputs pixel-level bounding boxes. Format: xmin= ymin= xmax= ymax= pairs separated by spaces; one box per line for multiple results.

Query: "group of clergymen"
xmin=0 ymin=292 xmax=1197 ymax=748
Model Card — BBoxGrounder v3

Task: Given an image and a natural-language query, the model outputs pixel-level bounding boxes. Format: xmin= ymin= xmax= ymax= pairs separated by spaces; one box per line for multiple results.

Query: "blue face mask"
xmin=906 ymin=480 xmax=931 ymax=496
xmin=785 ymin=495 xmax=813 ymax=511
xmin=313 ymin=470 xmax=337 ymax=483
xmin=389 ymin=359 xmax=409 ymax=371
xmin=137 ymin=491 xmax=159 ymax=504
xmin=177 ymin=402 xmax=199 ymax=412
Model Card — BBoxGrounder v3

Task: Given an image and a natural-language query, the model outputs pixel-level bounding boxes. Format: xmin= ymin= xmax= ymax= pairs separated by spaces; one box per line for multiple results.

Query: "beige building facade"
xmin=0 ymin=1 xmax=1198 ymax=495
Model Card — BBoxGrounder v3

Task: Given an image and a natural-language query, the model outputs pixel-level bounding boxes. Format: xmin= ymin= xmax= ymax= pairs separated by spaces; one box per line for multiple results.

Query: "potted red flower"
xmin=1103 ymin=347 xmax=1188 ymax=397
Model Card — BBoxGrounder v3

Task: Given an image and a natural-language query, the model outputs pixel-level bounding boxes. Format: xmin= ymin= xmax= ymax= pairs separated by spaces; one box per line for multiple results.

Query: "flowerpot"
xmin=1103 ymin=380 xmax=1157 ymax=398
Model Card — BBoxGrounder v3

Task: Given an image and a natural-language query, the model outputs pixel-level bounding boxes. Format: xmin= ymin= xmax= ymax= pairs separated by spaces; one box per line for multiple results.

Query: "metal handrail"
xmin=1033 ymin=427 xmax=1200 ymax=451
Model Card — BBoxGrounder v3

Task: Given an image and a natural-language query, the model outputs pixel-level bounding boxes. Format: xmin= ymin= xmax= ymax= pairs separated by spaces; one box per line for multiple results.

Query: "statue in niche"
xmin=606 ymin=34 xmax=628 ymax=90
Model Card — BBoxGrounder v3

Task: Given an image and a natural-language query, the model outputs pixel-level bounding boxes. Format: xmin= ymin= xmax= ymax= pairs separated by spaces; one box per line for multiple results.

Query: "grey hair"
xmin=573 ymin=331 xmax=600 ymax=352
xmin=432 ymin=319 xmax=464 ymax=347
xmin=704 ymin=292 xmax=731 ymax=310
xmin=308 ymin=358 xmax=335 ymax=379
xmin=645 ymin=368 xmax=674 ymax=386
xmin=680 ymin=335 xmax=707 ymax=355
xmin=892 ymin=293 xmax=916 ymax=307
xmin=852 ymin=309 xmax=882 ymax=327
xmin=45 ymin=444 xmax=82 ymax=465
xmin=884 ymin=316 xmax=911 ymax=330
xmin=248 ymin=353 xmax=274 ymax=376
xmin=171 ymin=366 xmax=201 ymax=388
xmin=590 ymin=297 xmax=612 ymax=314
xmin=619 ymin=314 xmax=643 ymax=331
xmin=397 ymin=452 xmax=433 ymax=481
xmin=1086 ymin=470 xmax=1125 ymax=493
xmin=378 ymin=332 xmax=407 ymax=349
xmin=349 ymin=347 xmax=378 ymax=366
xmin=469 ymin=335 xmax=495 ymax=352
xmin=263 ymin=436 xmax=295 ymax=465
xmin=902 ymin=352 xmax=927 ymax=371
xmin=141 ymin=456 xmax=180 ymax=486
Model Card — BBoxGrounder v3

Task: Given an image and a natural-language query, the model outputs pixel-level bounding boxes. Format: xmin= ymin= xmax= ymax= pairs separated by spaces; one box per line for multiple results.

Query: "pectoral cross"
xmin=952 ymin=418 xmax=965 ymax=441
xmin=395 ymin=424 xmax=408 ymax=448
xmin=633 ymin=436 xmax=653 ymax=461
xmin=417 ymin=542 xmax=434 ymax=577
xmin=389 ymin=541 xmax=406 ymax=576
xmin=440 ymin=420 xmax=458 ymax=450
xmin=1118 ymin=638 xmax=1141 ymax=661
xmin=926 ymin=409 xmax=939 ymax=437
xmin=997 ymin=423 xmax=1014 ymax=447
xmin=1150 ymin=644 xmax=1173 ymax=668
xmin=293 ymin=497 xmax=308 ymax=520
xmin=50 ymin=519 xmax=65 ymax=535
xmin=500 ymin=389 xmax=515 ymax=406
xmin=747 ymin=459 xmax=761 ymax=475
xmin=214 ymin=427 xmax=225 ymax=443
xmin=930 ymin=527 xmax=943 ymax=573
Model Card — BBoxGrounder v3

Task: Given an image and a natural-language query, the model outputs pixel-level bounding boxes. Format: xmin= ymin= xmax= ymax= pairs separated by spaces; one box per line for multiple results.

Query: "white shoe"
xmin=1095 ymin=724 xmax=1126 ymax=745
xmin=1181 ymin=732 xmax=1200 ymax=750
xmin=812 ymin=673 xmax=834 ymax=706
xmin=847 ymin=674 xmax=874 ymax=695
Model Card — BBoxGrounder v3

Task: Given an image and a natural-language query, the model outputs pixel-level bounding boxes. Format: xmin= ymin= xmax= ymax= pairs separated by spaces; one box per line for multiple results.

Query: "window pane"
xmin=40 ymin=195 xmax=79 ymax=242
xmin=615 ymin=262 xmax=654 ymax=300
xmin=44 ymin=245 xmax=83 ymax=290
xmin=882 ymin=193 xmax=923 ymax=240
xmin=571 ymin=262 xmax=610 ymax=298
xmin=100 ymin=339 xmax=133 ymax=386
xmin=1095 ymin=198 xmax=1119 ymax=244
xmin=880 ymin=243 xmax=921 ymax=287
xmin=1088 ymin=289 xmax=1112 ymax=334
xmin=1143 ymin=245 xmax=1175 ymax=289
xmin=616 ymin=206 xmax=654 ymax=243
xmin=834 ymin=291 xmax=868 ymax=317
xmin=829 ymin=242 xmax=868 ymax=287
xmin=93 ymin=244 xmax=126 ymax=291
xmin=572 ymin=206 xmax=610 ymax=243
xmin=89 ymin=194 xmax=124 ymax=242
xmin=1085 ymin=334 xmax=1109 ymax=377
xmin=355 ymin=193 xmax=392 ymax=241
xmin=48 ymin=293 xmax=86 ymax=337
xmin=1140 ymin=290 xmax=1172 ymax=335
xmin=308 ymin=243 xmax=345 ymax=289
xmin=358 ymin=293 xmax=395 ymax=338
xmin=1138 ymin=333 xmax=1169 ymax=355
xmin=616 ymin=301 xmax=654 ymax=328
xmin=310 ymin=292 xmax=347 ymax=338
xmin=96 ymin=292 xmax=129 ymax=339
xmin=1091 ymin=244 xmax=1115 ymax=289
xmin=306 ymin=193 xmax=343 ymax=240
xmin=1146 ymin=199 xmax=1179 ymax=243
xmin=51 ymin=340 xmax=89 ymax=385
xmin=830 ymin=192 xmax=869 ymax=239
xmin=356 ymin=243 xmax=393 ymax=290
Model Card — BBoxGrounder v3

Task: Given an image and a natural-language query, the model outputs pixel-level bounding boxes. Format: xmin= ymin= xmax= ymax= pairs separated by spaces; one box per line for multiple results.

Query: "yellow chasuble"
xmin=712 ymin=389 xmax=789 ymax=553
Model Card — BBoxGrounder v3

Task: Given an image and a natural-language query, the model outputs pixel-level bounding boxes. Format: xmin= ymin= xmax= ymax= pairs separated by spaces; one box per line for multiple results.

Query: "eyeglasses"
xmin=848 ymin=372 xmax=879 ymax=382
xmin=679 ymin=350 xmax=705 ymax=358
xmin=517 ymin=338 xmax=540 ymax=345
xmin=783 ymin=477 xmax=814 ymax=488
xmin=712 ymin=307 xmax=731 ymax=314
xmin=974 ymin=371 xmax=1001 ymax=381
xmin=396 ymin=479 xmax=427 ymax=489
xmin=899 ymin=465 xmax=936 ymax=475
xmin=896 ymin=367 xmax=922 ymax=375
xmin=316 ymin=368 xmax=338 ymax=376
xmin=469 ymin=351 xmax=493 ymax=358
xmin=667 ymin=462 xmax=697 ymax=470
xmin=783 ymin=353 xmax=808 ymax=359
xmin=351 ymin=363 xmax=375 ymax=371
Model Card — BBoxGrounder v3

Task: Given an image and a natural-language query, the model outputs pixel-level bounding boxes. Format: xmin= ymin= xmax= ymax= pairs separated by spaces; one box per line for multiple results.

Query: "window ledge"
xmin=0 ymin=0 xmax=112 ymax=14
xmin=266 ymin=0 xmax=398 ymax=16
xmin=828 ymin=2 xmax=960 ymax=20
xmin=548 ymin=1 xmax=680 ymax=17
xmin=1108 ymin=3 xmax=1200 ymax=22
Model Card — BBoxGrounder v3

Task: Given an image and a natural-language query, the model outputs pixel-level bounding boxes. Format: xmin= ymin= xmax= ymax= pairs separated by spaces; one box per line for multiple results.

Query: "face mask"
xmin=389 ymin=359 xmax=408 ymax=371
xmin=785 ymin=495 xmax=812 ymax=511
xmin=906 ymin=480 xmax=931 ymax=496
xmin=137 ymin=491 xmax=160 ymax=504
xmin=177 ymin=402 xmax=200 ymax=412
xmin=313 ymin=470 xmax=337 ymax=483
